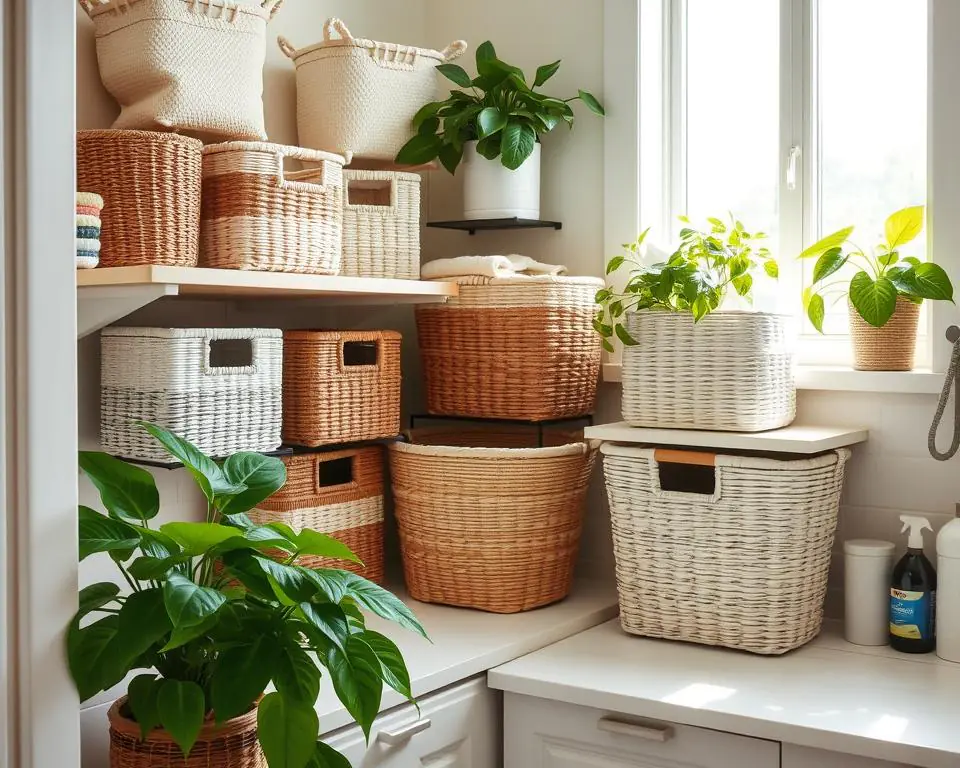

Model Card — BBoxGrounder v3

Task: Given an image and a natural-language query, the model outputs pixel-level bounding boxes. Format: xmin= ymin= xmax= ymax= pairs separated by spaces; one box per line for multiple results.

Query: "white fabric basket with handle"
xmin=278 ymin=18 xmax=467 ymax=162
xmin=80 ymin=0 xmax=281 ymax=140
xmin=621 ymin=310 xmax=796 ymax=431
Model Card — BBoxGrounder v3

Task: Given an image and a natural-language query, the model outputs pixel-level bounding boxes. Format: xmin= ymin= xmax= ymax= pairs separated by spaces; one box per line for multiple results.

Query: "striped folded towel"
xmin=76 ymin=193 xmax=103 ymax=269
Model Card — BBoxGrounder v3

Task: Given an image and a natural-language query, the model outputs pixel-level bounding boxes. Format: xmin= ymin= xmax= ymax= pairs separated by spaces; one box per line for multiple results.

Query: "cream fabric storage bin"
xmin=80 ymin=0 xmax=281 ymax=140
xmin=100 ymin=327 xmax=282 ymax=462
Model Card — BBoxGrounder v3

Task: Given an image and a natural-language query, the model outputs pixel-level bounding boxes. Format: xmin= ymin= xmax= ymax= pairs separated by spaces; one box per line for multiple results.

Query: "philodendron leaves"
xmin=79 ymin=452 xmax=159 ymax=524
xmin=849 ymin=271 xmax=898 ymax=328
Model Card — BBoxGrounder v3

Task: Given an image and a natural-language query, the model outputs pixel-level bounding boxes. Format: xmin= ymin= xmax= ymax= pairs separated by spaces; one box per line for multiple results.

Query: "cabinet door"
xmin=781 ymin=744 xmax=914 ymax=768
xmin=504 ymin=694 xmax=778 ymax=768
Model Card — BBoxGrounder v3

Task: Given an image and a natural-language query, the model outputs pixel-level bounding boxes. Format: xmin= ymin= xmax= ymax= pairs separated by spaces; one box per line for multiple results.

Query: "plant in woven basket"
xmin=799 ymin=205 xmax=954 ymax=331
xmin=69 ymin=423 xmax=425 ymax=768
xmin=395 ymin=40 xmax=604 ymax=172
xmin=594 ymin=215 xmax=779 ymax=351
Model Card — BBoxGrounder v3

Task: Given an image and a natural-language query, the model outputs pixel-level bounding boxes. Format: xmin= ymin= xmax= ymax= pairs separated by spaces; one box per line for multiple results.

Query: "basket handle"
xmin=203 ymin=334 xmax=260 ymax=377
xmin=77 ymin=0 xmax=112 ymax=16
xmin=262 ymin=0 xmax=282 ymax=19
xmin=650 ymin=448 xmax=721 ymax=500
xmin=440 ymin=40 xmax=468 ymax=62
xmin=337 ymin=334 xmax=385 ymax=379
xmin=270 ymin=145 xmax=343 ymax=194
xmin=313 ymin=451 xmax=360 ymax=499
xmin=277 ymin=35 xmax=297 ymax=59
xmin=653 ymin=449 xmax=715 ymax=467
xmin=323 ymin=17 xmax=353 ymax=42
xmin=345 ymin=175 xmax=398 ymax=212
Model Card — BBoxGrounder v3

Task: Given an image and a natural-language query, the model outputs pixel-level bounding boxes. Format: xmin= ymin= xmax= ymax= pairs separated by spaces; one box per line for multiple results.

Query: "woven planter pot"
xmin=849 ymin=297 xmax=920 ymax=371
xmin=108 ymin=697 xmax=265 ymax=768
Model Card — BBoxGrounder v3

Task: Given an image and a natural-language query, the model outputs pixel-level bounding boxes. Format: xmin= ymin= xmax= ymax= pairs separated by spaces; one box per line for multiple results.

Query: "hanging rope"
xmin=929 ymin=329 xmax=960 ymax=461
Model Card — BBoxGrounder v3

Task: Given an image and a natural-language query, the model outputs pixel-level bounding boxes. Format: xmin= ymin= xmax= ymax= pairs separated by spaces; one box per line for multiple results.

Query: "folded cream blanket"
xmin=421 ymin=254 xmax=567 ymax=280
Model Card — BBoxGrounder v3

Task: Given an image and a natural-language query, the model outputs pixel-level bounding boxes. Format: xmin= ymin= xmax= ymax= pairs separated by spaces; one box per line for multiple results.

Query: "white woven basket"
xmin=621 ymin=310 xmax=796 ymax=431
xmin=80 ymin=0 xmax=280 ymax=140
xmin=101 ymin=327 xmax=282 ymax=461
xmin=278 ymin=18 xmax=467 ymax=162
xmin=340 ymin=170 xmax=420 ymax=279
xmin=602 ymin=443 xmax=849 ymax=655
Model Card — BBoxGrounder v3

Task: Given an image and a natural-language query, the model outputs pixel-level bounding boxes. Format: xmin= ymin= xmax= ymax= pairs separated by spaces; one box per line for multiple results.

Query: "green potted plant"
xmin=395 ymin=40 xmax=604 ymax=220
xmin=800 ymin=205 xmax=954 ymax=371
xmin=70 ymin=423 xmax=424 ymax=768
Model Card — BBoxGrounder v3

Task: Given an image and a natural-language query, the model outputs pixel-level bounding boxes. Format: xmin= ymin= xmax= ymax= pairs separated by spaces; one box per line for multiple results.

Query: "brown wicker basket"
xmin=416 ymin=276 xmax=603 ymax=420
xmin=108 ymin=697 xmax=265 ymax=768
xmin=282 ymin=330 xmax=401 ymax=447
xmin=76 ymin=130 xmax=202 ymax=268
xmin=849 ymin=297 xmax=920 ymax=371
xmin=389 ymin=427 xmax=597 ymax=613
xmin=251 ymin=447 xmax=384 ymax=582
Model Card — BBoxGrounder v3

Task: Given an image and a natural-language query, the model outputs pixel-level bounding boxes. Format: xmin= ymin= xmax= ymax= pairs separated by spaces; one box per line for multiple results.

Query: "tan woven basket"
xmin=416 ymin=276 xmax=603 ymax=420
xmin=200 ymin=142 xmax=345 ymax=273
xmin=849 ymin=297 xmax=920 ymax=371
xmin=341 ymin=170 xmax=421 ymax=279
xmin=251 ymin=447 xmax=384 ymax=582
xmin=77 ymin=130 xmax=201 ymax=268
xmin=108 ymin=697 xmax=265 ymax=768
xmin=602 ymin=444 xmax=850 ymax=655
xmin=390 ymin=427 xmax=597 ymax=613
xmin=282 ymin=330 xmax=401 ymax=447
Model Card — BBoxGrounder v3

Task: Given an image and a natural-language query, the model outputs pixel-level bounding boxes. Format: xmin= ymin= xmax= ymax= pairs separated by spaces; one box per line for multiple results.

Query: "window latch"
xmin=786 ymin=145 xmax=802 ymax=190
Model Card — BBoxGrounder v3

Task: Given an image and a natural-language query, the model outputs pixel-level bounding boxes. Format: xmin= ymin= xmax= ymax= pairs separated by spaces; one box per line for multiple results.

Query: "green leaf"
xmin=763 ymin=260 xmax=779 ymax=279
xmin=326 ymin=637 xmax=383 ymax=740
xmin=78 ymin=452 xmax=160 ymax=523
xmin=438 ymin=142 xmax=464 ymax=175
xmin=798 ymin=226 xmax=854 ymax=260
xmin=434 ymin=63 xmax=472 ymax=88
xmin=77 ymin=582 xmax=121 ymax=619
xmin=138 ymin=422 xmax=229 ymax=503
xmin=475 ymin=135 xmax=501 ymax=160
xmin=157 ymin=679 xmax=205 ymax=758
xmin=222 ymin=551 xmax=276 ymax=600
xmin=601 ymin=338 xmax=614 ymax=353
xmin=578 ymin=89 xmax=605 ymax=116
xmin=163 ymin=572 xmax=226 ymax=629
xmin=218 ymin=452 xmax=286 ymax=517
xmin=67 ymin=614 xmax=119 ymax=702
xmin=417 ymin=116 xmax=440 ymax=137
xmin=908 ymin=262 xmax=954 ymax=301
xmin=299 ymin=602 xmax=351 ymax=653
xmin=308 ymin=741 xmax=353 ymax=768
xmin=395 ymin=133 xmax=443 ymax=166
xmin=257 ymin=559 xmax=321 ymax=603
xmin=534 ymin=59 xmax=561 ymax=87
xmin=477 ymin=106 xmax=508 ymax=138
xmin=211 ymin=633 xmax=278 ymax=722
xmin=812 ymin=246 xmax=848 ymax=284
xmin=474 ymin=41 xmax=498 ymax=76
xmin=606 ymin=255 xmax=625 ymax=275
xmin=107 ymin=588 xmax=172 ymax=680
xmin=294 ymin=530 xmax=360 ymax=563
xmin=850 ymin=271 xmax=898 ymax=327
xmin=904 ymin=256 xmax=922 ymax=267
xmin=258 ymin=692 xmax=320 ymax=768
xmin=127 ymin=674 xmax=161 ymax=741
xmin=127 ymin=554 xmax=192 ymax=581
xmin=411 ymin=101 xmax=442 ymax=130
xmin=273 ymin=642 xmax=322 ymax=705
xmin=806 ymin=293 xmax=826 ymax=333
xmin=732 ymin=273 xmax=753 ymax=297
xmin=138 ymin=529 xmax=182 ymax=560
xmin=361 ymin=630 xmax=413 ymax=700
xmin=78 ymin=506 xmax=141 ymax=561
xmin=160 ymin=611 xmax=220 ymax=652
xmin=499 ymin=122 xmax=537 ymax=170
xmin=317 ymin=571 xmax=427 ymax=639
xmin=879 ymin=252 xmax=901 ymax=267
xmin=615 ymin=324 xmax=638 ymax=346
xmin=885 ymin=205 xmax=924 ymax=249
xmin=160 ymin=522 xmax=243 ymax=556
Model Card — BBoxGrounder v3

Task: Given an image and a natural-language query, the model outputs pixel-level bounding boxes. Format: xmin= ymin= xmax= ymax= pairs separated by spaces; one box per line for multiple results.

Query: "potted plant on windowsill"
xmin=800 ymin=205 xmax=955 ymax=371
xmin=395 ymin=41 xmax=604 ymax=220
xmin=70 ymin=423 xmax=424 ymax=768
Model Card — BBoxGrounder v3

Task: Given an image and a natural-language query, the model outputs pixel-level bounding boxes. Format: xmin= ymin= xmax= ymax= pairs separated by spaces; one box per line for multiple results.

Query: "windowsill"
xmin=601 ymin=363 xmax=947 ymax=395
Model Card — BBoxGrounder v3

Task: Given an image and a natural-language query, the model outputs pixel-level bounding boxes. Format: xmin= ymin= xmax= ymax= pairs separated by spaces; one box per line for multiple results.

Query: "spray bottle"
xmin=890 ymin=515 xmax=937 ymax=653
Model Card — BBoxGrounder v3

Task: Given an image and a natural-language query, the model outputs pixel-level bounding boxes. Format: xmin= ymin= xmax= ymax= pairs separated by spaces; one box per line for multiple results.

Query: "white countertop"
xmin=488 ymin=619 xmax=960 ymax=768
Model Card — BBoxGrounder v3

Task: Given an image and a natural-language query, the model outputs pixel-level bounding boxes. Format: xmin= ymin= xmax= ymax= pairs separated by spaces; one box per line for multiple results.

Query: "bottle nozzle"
xmin=900 ymin=514 xmax=933 ymax=550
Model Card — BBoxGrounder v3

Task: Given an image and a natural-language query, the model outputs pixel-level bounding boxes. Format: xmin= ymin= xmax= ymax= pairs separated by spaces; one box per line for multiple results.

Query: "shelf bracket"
xmin=77 ymin=283 xmax=179 ymax=338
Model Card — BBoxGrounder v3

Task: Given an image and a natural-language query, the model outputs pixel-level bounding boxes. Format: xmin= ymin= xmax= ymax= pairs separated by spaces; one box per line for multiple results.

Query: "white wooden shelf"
xmin=76 ymin=266 xmax=458 ymax=338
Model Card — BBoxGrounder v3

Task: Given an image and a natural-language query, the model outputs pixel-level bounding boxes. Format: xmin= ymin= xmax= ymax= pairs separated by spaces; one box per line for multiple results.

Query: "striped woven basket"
xmin=200 ymin=142 xmax=345 ymax=273
xmin=416 ymin=276 xmax=603 ymax=420
xmin=76 ymin=192 xmax=103 ymax=269
xmin=251 ymin=447 xmax=384 ymax=582
xmin=602 ymin=444 xmax=850 ymax=654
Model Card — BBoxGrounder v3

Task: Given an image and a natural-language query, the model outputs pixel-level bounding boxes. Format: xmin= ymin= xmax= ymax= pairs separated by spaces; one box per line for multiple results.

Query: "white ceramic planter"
xmin=462 ymin=140 xmax=541 ymax=220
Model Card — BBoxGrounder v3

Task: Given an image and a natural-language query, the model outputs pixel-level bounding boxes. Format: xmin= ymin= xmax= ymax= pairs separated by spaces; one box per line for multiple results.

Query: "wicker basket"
xmin=200 ymin=142 xmax=345 ymax=273
xmin=101 ymin=328 xmax=282 ymax=462
xmin=602 ymin=444 xmax=850 ymax=654
xmin=390 ymin=427 xmax=597 ymax=613
xmin=849 ymin=297 xmax=920 ymax=371
xmin=108 ymin=697 xmax=265 ymax=768
xmin=416 ymin=276 xmax=603 ymax=421
xmin=76 ymin=192 xmax=103 ymax=269
xmin=278 ymin=18 xmax=467 ymax=162
xmin=621 ymin=310 xmax=795 ymax=431
xmin=80 ymin=0 xmax=281 ymax=141
xmin=250 ymin=447 xmax=384 ymax=582
xmin=77 ymin=130 xmax=202 ymax=268
xmin=341 ymin=170 xmax=420 ymax=279
xmin=282 ymin=330 xmax=401 ymax=447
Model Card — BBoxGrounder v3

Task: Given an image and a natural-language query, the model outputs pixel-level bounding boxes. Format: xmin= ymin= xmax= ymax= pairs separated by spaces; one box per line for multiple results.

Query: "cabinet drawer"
xmin=782 ymin=744 xmax=915 ymax=768
xmin=323 ymin=675 xmax=501 ymax=767
xmin=504 ymin=693 xmax=779 ymax=768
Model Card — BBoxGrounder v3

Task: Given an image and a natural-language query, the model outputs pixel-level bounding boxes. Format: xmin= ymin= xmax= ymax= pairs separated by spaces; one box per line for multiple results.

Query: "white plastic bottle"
xmin=936 ymin=509 xmax=960 ymax=662
xmin=844 ymin=539 xmax=896 ymax=646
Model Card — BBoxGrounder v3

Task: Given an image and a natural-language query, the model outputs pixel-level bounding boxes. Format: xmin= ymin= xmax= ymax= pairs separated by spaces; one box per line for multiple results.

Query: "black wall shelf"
xmin=426 ymin=218 xmax=563 ymax=236
xmin=409 ymin=413 xmax=593 ymax=448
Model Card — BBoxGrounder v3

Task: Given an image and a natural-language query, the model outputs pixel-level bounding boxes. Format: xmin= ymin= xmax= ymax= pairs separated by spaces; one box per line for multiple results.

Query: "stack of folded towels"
xmin=421 ymin=254 xmax=567 ymax=280
xmin=76 ymin=192 xmax=103 ymax=269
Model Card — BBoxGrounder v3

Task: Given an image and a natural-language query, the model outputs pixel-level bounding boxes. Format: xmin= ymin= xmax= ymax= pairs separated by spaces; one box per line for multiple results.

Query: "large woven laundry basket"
xmin=201 ymin=142 xmax=345 ymax=273
xmin=101 ymin=328 xmax=282 ymax=462
xmin=278 ymin=18 xmax=467 ymax=162
xmin=622 ymin=310 xmax=795 ymax=431
xmin=80 ymin=0 xmax=281 ymax=140
xmin=390 ymin=427 xmax=597 ymax=613
xmin=602 ymin=444 xmax=849 ymax=654
xmin=416 ymin=276 xmax=603 ymax=420
xmin=77 ymin=130 xmax=202 ymax=267
xmin=250 ymin=447 xmax=384 ymax=583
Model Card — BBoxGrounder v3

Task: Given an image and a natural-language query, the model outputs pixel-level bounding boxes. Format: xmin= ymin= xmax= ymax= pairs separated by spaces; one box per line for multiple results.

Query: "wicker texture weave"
xmin=849 ymin=297 xmax=920 ymax=371
xmin=341 ymin=170 xmax=420 ymax=279
xmin=278 ymin=18 xmax=467 ymax=162
xmin=390 ymin=427 xmax=597 ymax=613
xmin=622 ymin=310 xmax=796 ymax=431
xmin=101 ymin=328 xmax=282 ymax=462
xmin=602 ymin=444 xmax=849 ymax=655
xmin=416 ymin=276 xmax=602 ymax=420
xmin=282 ymin=330 xmax=401 ymax=447
xmin=77 ymin=130 xmax=201 ymax=268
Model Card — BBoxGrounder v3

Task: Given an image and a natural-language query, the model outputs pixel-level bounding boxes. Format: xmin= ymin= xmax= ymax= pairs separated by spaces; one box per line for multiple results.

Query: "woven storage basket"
xmin=602 ymin=444 xmax=850 ymax=655
xmin=416 ymin=276 xmax=603 ymax=420
xmin=101 ymin=327 xmax=282 ymax=462
xmin=108 ymin=697 xmax=265 ymax=768
xmin=282 ymin=330 xmax=401 ymax=447
xmin=79 ymin=0 xmax=281 ymax=140
xmin=201 ymin=142 xmax=345 ymax=273
xmin=77 ymin=130 xmax=201 ymax=268
xmin=622 ymin=310 xmax=796 ymax=431
xmin=341 ymin=170 xmax=420 ymax=279
xmin=76 ymin=192 xmax=104 ymax=269
xmin=278 ymin=18 xmax=467 ymax=162
xmin=849 ymin=297 xmax=920 ymax=371
xmin=390 ymin=427 xmax=597 ymax=613
xmin=250 ymin=447 xmax=384 ymax=582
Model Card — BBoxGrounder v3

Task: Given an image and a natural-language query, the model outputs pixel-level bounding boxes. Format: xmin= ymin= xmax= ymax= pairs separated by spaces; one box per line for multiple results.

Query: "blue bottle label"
xmin=890 ymin=588 xmax=936 ymax=640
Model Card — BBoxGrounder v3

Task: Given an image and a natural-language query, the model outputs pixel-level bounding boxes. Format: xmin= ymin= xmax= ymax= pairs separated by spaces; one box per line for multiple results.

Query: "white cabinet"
xmin=504 ymin=694 xmax=779 ymax=768
xmin=323 ymin=676 xmax=501 ymax=767
xmin=781 ymin=744 xmax=914 ymax=768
